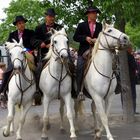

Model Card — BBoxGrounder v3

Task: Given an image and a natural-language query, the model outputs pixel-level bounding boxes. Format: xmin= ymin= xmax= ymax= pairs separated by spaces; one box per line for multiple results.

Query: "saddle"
xmin=25 ymin=52 xmax=36 ymax=71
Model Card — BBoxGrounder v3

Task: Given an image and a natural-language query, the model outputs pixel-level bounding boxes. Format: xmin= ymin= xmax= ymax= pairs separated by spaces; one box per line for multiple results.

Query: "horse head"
xmin=50 ymin=28 xmax=69 ymax=59
xmin=101 ymin=21 xmax=130 ymax=53
xmin=5 ymin=38 xmax=25 ymax=71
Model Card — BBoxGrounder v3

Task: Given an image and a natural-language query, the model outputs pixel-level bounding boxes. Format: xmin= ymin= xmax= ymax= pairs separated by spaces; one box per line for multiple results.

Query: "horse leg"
xmin=16 ymin=101 xmax=32 ymax=140
xmin=41 ymin=95 xmax=50 ymax=140
xmin=3 ymin=99 xmax=15 ymax=137
xmin=92 ymin=94 xmax=114 ymax=140
xmin=91 ymin=100 xmax=100 ymax=136
xmin=10 ymin=116 xmax=15 ymax=135
xmin=63 ymin=94 xmax=77 ymax=139
xmin=74 ymin=99 xmax=84 ymax=132
xmin=96 ymin=95 xmax=113 ymax=139
xmin=59 ymin=98 xmax=66 ymax=133
xmin=74 ymin=99 xmax=79 ymax=132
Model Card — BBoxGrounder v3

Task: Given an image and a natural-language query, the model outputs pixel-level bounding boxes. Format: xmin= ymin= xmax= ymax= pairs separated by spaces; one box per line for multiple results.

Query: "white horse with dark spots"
xmin=40 ymin=28 xmax=77 ymax=140
xmin=74 ymin=22 xmax=130 ymax=140
xmin=2 ymin=39 xmax=36 ymax=140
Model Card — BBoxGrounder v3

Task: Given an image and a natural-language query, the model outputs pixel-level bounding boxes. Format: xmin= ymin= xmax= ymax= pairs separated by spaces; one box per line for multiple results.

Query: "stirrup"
xmin=78 ymin=92 xmax=85 ymax=101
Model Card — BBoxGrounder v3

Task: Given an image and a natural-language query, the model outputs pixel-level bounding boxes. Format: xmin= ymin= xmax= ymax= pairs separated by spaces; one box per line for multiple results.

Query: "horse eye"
xmin=67 ymin=40 xmax=69 ymax=44
xmin=108 ymin=29 xmax=112 ymax=33
xmin=54 ymin=40 xmax=57 ymax=44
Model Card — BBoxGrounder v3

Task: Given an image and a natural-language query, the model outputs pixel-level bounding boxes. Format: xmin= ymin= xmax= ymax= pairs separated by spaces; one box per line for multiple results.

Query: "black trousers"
xmin=76 ymin=56 xmax=85 ymax=95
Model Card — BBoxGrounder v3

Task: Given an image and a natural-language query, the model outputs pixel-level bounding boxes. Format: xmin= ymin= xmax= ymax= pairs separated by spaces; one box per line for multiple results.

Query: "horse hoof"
xmin=17 ymin=139 xmax=22 ymax=140
xmin=41 ymin=137 xmax=48 ymax=140
xmin=10 ymin=131 xmax=14 ymax=135
xmin=94 ymin=136 xmax=101 ymax=140
xmin=3 ymin=131 xmax=9 ymax=137
xmin=47 ymin=123 xmax=51 ymax=130
xmin=71 ymin=137 xmax=77 ymax=140
xmin=60 ymin=128 xmax=66 ymax=134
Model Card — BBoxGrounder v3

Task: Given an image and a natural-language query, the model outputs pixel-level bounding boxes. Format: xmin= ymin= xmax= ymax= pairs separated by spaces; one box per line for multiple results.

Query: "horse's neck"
xmin=49 ymin=54 xmax=67 ymax=76
xmin=93 ymin=44 xmax=113 ymax=75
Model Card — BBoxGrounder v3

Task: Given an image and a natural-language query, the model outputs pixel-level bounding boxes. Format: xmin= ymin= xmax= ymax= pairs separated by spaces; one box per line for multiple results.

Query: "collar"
xmin=46 ymin=23 xmax=54 ymax=27
xmin=88 ymin=20 xmax=96 ymax=24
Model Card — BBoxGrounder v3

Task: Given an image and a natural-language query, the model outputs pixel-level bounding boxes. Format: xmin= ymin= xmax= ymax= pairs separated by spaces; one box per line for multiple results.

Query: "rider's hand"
xmin=86 ymin=37 xmax=95 ymax=45
xmin=91 ymin=38 xmax=97 ymax=44
xmin=40 ymin=42 xmax=46 ymax=48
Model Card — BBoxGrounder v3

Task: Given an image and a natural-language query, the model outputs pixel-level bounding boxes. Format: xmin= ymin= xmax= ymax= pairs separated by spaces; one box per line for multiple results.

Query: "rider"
xmin=73 ymin=6 xmax=102 ymax=98
xmin=0 ymin=15 xmax=35 ymax=95
xmin=32 ymin=8 xmax=63 ymax=97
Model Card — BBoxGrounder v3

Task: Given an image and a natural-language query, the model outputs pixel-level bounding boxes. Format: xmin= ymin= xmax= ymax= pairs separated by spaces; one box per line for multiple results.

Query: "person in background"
xmin=127 ymin=46 xmax=138 ymax=114
xmin=0 ymin=15 xmax=35 ymax=96
xmin=73 ymin=6 xmax=102 ymax=98
xmin=0 ymin=63 xmax=7 ymax=109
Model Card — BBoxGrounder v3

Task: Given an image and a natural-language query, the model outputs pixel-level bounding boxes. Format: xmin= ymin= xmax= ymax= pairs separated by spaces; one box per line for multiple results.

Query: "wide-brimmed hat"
xmin=13 ymin=15 xmax=28 ymax=25
xmin=84 ymin=6 xmax=101 ymax=15
xmin=44 ymin=8 xmax=56 ymax=16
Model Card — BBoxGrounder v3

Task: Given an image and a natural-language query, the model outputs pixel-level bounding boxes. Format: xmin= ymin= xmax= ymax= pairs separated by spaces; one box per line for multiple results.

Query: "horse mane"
xmin=43 ymin=45 xmax=53 ymax=60
xmin=92 ymin=31 xmax=102 ymax=58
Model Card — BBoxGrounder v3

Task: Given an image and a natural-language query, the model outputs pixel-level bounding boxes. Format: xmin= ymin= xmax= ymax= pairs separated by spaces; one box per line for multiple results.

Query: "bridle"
xmin=48 ymin=33 xmax=70 ymax=99
xmin=98 ymin=30 xmax=125 ymax=53
xmin=51 ymin=33 xmax=69 ymax=61
xmin=7 ymin=44 xmax=34 ymax=107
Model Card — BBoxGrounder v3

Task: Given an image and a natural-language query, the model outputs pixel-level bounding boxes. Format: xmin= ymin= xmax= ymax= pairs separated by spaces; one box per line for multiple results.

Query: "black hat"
xmin=13 ymin=15 xmax=28 ymax=25
xmin=84 ymin=6 xmax=101 ymax=15
xmin=44 ymin=8 xmax=56 ymax=16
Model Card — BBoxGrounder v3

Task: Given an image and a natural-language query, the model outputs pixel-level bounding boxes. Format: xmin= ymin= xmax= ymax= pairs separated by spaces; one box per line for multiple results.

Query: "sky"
xmin=0 ymin=0 xmax=12 ymax=23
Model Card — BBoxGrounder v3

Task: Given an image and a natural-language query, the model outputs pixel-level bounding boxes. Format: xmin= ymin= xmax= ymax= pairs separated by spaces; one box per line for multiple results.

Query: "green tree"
xmin=0 ymin=0 xmax=51 ymax=45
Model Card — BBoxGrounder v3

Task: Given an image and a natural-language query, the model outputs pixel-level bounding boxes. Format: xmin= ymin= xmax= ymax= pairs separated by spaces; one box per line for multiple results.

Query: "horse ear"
xmin=61 ymin=28 xmax=66 ymax=34
xmin=102 ymin=20 xmax=109 ymax=30
xmin=19 ymin=38 xmax=23 ymax=47
xmin=50 ymin=28 xmax=57 ymax=35
xmin=4 ymin=42 xmax=10 ymax=50
xmin=12 ymin=39 xmax=17 ymax=43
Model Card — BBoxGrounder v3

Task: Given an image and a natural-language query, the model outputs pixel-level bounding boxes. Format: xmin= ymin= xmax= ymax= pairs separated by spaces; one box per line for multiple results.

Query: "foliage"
xmin=0 ymin=0 xmax=140 ymax=48
xmin=0 ymin=0 xmax=51 ymax=45
xmin=126 ymin=23 xmax=140 ymax=49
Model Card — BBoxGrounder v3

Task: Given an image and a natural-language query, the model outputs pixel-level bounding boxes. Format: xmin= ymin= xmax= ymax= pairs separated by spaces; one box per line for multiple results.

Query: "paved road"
xmin=0 ymin=85 xmax=140 ymax=140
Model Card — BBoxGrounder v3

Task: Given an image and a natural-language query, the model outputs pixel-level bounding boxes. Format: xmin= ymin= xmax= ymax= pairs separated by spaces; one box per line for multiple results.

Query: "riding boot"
xmin=34 ymin=61 xmax=43 ymax=105
xmin=76 ymin=56 xmax=85 ymax=100
xmin=115 ymin=73 xmax=122 ymax=94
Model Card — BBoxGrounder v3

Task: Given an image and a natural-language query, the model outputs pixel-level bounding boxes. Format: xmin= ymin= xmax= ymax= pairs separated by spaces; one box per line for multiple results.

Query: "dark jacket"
xmin=73 ymin=21 xmax=102 ymax=56
xmin=127 ymin=52 xmax=137 ymax=81
xmin=8 ymin=29 xmax=35 ymax=50
xmin=33 ymin=23 xmax=63 ymax=57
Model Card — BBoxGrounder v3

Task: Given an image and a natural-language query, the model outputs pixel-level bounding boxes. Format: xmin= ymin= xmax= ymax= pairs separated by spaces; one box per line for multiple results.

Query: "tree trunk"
xmin=117 ymin=18 xmax=134 ymax=122
xmin=119 ymin=51 xmax=134 ymax=122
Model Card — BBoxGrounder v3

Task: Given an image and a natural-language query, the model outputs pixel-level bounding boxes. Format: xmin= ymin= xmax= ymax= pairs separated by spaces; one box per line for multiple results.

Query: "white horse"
xmin=3 ymin=39 xmax=36 ymax=140
xmin=40 ymin=28 xmax=77 ymax=140
xmin=74 ymin=22 xmax=130 ymax=140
